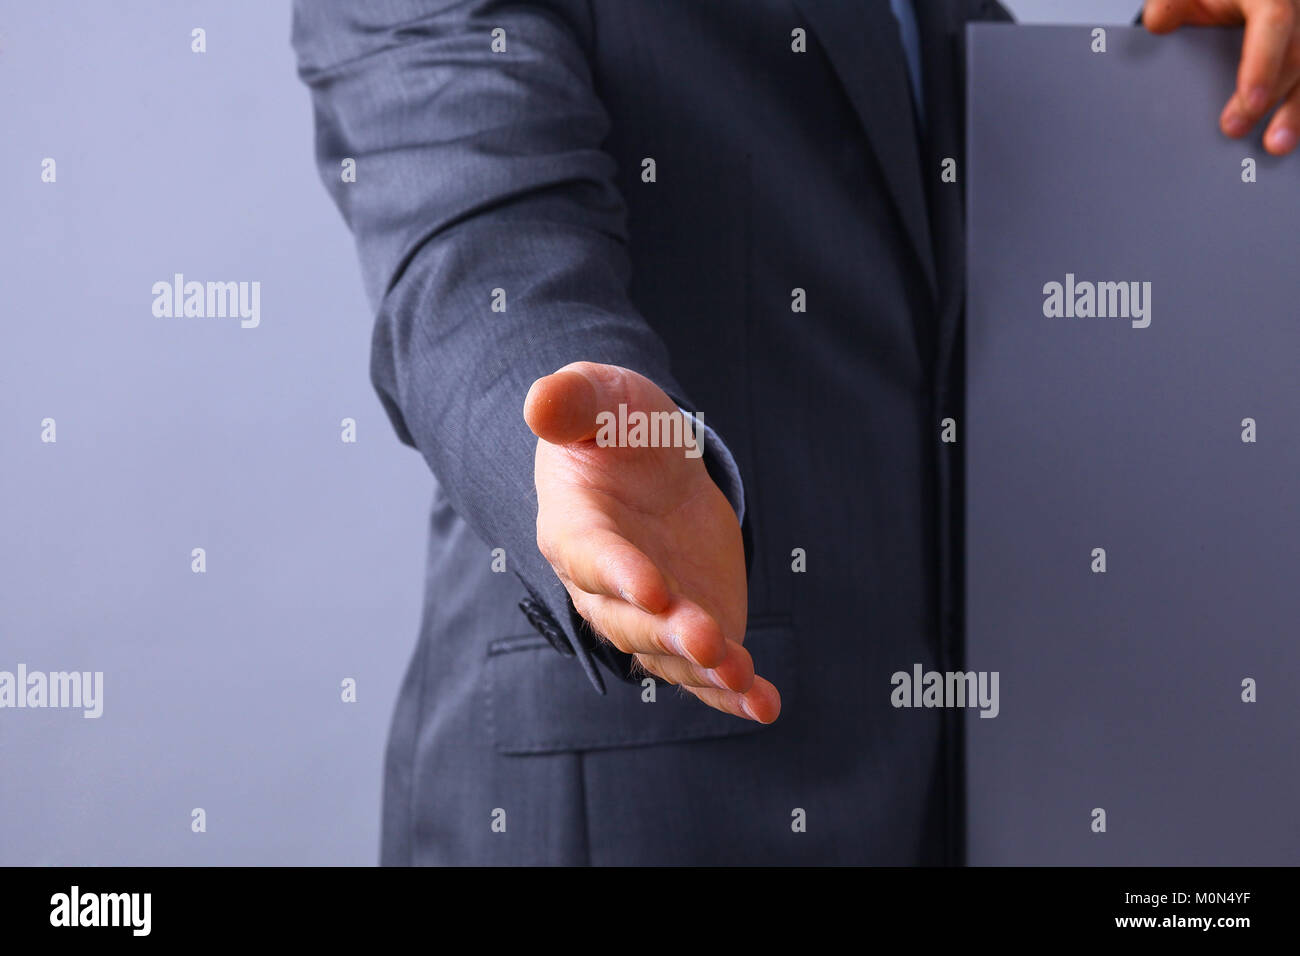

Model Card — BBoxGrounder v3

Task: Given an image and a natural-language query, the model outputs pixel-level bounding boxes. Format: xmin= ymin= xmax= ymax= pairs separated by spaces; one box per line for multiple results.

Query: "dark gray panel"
xmin=966 ymin=24 xmax=1300 ymax=865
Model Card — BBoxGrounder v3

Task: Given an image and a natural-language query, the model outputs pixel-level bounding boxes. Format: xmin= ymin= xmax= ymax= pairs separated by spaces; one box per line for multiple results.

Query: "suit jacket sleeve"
xmin=291 ymin=0 xmax=692 ymax=694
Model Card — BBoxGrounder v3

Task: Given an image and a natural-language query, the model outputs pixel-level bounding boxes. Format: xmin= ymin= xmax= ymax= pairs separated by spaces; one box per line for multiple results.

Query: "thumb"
xmin=524 ymin=362 xmax=669 ymax=445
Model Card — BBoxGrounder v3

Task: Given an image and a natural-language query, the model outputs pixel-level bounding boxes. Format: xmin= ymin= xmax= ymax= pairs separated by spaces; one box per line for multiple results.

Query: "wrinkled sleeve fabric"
xmin=291 ymin=0 xmax=705 ymax=693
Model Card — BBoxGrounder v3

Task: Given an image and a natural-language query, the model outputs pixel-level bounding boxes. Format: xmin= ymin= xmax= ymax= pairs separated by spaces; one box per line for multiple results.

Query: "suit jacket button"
xmin=518 ymin=597 xmax=575 ymax=657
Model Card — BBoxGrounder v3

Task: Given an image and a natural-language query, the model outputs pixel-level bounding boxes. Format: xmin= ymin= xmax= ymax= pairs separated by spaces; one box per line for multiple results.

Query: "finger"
xmin=1264 ymin=77 xmax=1300 ymax=152
xmin=524 ymin=366 xmax=609 ymax=444
xmin=635 ymin=638 xmax=756 ymax=693
xmin=570 ymin=590 xmax=728 ymax=667
xmin=523 ymin=361 xmax=675 ymax=446
xmin=1142 ymin=0 xmax=1197 ymax=33
xmin=687 ymin=675 xmax=782 ymax=724
xmin=543 ymin=526 xmax=670 ymax=613
xmin=1222 ymin=0 xmax=1297 ymax=136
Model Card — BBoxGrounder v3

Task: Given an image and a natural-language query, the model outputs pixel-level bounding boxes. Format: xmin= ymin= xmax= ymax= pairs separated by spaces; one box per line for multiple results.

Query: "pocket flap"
xmin=485 ymin=617 xmax=795 ymax=755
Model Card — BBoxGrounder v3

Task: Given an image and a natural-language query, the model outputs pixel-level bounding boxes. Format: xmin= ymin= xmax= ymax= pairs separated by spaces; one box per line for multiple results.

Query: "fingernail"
xmin=618 ymin=587 xmax=652 ymax=614
xmin=704 ymin=669 xmax=729 ymax=691
xmin=1269 ymin=127 xmax=1297 ymax=153
xmin=1224 ymin=111 xmax=1250 ymax=136
xmin=739 ymin=696 xmax=757 ymax=720
xmin=1246 ymin=86 xmax=1270 ymax=115
xmin=669 ymin=631 xmax=698 ymax=665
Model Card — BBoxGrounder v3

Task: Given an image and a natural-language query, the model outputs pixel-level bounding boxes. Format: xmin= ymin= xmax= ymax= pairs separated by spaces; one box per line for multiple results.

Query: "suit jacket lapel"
xmin=791 ymin=0 xmax=938 ymax=301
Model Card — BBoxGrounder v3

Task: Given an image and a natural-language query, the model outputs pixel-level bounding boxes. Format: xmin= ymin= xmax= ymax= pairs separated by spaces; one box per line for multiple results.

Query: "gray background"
xmin=967 ymin=24 xmax=1300 ymax=864
xmin=0 ymin=1 xmax=1153 ymax=865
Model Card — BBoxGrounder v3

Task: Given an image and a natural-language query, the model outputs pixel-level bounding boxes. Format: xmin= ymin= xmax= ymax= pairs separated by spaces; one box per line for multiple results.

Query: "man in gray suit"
xmin=292 ymin=0 xmax=1300 ymax=864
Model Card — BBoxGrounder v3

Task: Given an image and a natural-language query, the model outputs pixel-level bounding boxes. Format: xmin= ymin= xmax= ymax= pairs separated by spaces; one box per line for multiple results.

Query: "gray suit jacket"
xmin=292 ymin=0 xmax=1011 ymax=865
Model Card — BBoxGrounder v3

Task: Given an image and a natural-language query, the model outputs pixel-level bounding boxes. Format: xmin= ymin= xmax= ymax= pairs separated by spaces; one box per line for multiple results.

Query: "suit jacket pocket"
xmin=485 ymin=615 xmax=795 ymax=755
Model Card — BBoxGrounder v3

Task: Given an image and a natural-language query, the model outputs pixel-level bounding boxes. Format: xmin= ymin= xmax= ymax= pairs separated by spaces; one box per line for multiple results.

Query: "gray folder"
xmin=965 ymin=24 xmax=1300 ymax=865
